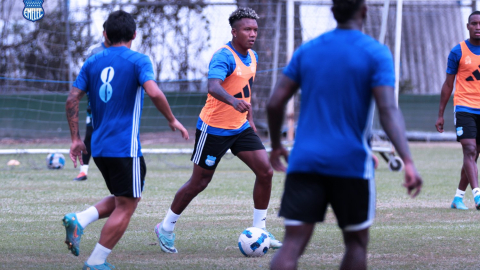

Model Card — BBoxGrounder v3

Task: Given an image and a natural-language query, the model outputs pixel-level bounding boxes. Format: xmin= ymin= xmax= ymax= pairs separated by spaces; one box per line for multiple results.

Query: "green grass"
xmin=0 ymin=142 xmax=479 ymax=269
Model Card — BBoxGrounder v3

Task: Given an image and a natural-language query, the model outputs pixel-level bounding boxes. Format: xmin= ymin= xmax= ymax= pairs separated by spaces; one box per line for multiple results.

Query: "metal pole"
xmin=286 ymin=0 xmax=295 ymax=142
xmin=394 ymin=0 xmax=403 ymax=107
xmin=378 ymin=0 xmax=390 ymax=44
xmin=270 ymin=1 xmax=282 ymax=96
xmin=64 ymin=0 xmax=72 ymax=87
xmin=472 ymin=1 xmax=477 ymax=12
xmin=87 ymin=0 xmax=91 ymax=40
xmin=371 ymin=0 xmax=391 ymax=131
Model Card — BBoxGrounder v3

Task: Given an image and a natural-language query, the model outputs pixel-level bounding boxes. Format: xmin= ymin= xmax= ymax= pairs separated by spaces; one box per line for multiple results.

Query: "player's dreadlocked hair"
xmin=332 ymin=0 xmax=365 ymax=24
xmin=228 ymin=7 xmax=259 ymax=28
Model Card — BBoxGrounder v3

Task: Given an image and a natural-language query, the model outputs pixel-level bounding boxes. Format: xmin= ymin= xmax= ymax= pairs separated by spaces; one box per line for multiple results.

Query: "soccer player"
xmin=436 ymin=11 xmax=480 ymax=210
xmin=267 ymin=1 xmax=423 ymax=269
xmin=74 ymin=22 xmax=111 ymax=181
xmin=63 ymin=10 xmax=188 ymax=269
xmin=154 ymin=7 xmax=282 ymax=253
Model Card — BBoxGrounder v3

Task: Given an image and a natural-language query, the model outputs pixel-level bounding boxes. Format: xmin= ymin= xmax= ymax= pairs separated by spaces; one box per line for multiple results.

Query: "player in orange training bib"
xmin=154 ymin=7 xmax=282 ymax=254
xmin=436 ymin=11 xmax=480 ymax=210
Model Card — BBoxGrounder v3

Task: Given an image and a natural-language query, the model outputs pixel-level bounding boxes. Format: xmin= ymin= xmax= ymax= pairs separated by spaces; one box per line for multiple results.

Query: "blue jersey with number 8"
xmin=73 ymin=46 xmax=155 ymax=158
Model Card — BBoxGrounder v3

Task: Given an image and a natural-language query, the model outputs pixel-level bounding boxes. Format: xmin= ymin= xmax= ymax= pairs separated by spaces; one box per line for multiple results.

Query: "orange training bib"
xmin=454 ymin=41 xmax=480 ymax=109
xmin=199 ymin=46 xmax=257 ymax=129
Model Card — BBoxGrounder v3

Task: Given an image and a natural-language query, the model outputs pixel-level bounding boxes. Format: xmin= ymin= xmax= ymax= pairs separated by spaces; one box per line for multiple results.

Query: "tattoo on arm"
xmin=65 ymin=87 xmax=85 ymax=140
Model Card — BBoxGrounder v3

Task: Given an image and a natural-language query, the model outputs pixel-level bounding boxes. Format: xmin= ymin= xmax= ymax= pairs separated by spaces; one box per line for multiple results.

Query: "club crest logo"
xmin=457 ymin=127 xmax=464 ymax=136
xmin=205 ymin=155 xmax=216 ymax=167
xmin=465 ymin=56 xmax=472 ymax=65
xmin=23 ymin=0 xmax=44 ymax=22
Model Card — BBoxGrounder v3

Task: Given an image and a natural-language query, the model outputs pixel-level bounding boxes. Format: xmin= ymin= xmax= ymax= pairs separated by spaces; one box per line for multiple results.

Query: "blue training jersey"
xmin=73 ymin=46 xmax=155 ymax=158
xmin=84 ymin=42 xmax=107 ymax=127
xmin=284 ymin=28 xmax=395 ymax=179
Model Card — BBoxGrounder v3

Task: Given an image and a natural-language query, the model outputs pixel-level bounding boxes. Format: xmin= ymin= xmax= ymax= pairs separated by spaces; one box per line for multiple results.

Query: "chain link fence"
xmin=0 ymin=0 xmax=476 ymax=139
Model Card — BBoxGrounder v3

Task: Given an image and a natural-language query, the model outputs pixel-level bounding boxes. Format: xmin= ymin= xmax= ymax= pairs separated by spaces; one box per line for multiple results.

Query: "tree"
xmin=0 ymin=4 xmax=93 ymax=92
xmin=236 ymin=0 xmax=302 ymax=130
xmin=129 ymin=0 xmax=210 ymax=91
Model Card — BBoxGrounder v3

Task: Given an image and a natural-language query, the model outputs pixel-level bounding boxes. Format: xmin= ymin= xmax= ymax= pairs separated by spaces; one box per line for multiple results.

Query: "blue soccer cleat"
xmin=475 ymin=194 xmax=480 ymax=210
xmin=82 ymin=261 xmax=115 ymax=270
xmin=451 ymin=197 xmax=468 ymax=210
xmin=63 ymin=213 xmax=84 ymax=256
xmin=155 ymin=222 xmax=178 ymax=253
xmin=263 ymin=228 xmax=282 ymax=249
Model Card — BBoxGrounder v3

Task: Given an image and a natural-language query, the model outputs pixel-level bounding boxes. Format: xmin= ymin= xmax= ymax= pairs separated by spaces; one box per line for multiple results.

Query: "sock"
xmin=80 ymin=165 xmax=89 ymax=174
xmin=253 ymin=208 xmax=267 ymax=229
xmin=455 ymin=188 xmax=466 ymax=199
xmin=76 ymin=206 xmax=99 ymax=229
xmin=472 ymin=188 xmax=480 ymax=198
xmin=162 ymin=208 xmax=180 ymax=232
xmin=86 ymin=243 xmax=111 ymax=266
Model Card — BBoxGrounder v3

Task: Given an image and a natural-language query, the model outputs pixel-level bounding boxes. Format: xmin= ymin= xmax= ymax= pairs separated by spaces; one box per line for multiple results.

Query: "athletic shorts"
xmin=86 ymin=106 xmax=92 ymax=127
xmin=455 ymin=111 xmax=480 ymax=143
xmin=93 ymin=156 xmax=146 ymax=198
xmin=190 ymin=127 xmax=265 ymax=170
xmin=86 ymin=116 xmax=92 ymax=127
xmin=279 ymin=173 xmax=376 ymax=232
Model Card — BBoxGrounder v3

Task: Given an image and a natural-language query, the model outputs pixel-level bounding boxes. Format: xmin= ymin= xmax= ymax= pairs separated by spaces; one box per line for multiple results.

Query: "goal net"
xmin=0 ymin=0 xmax=473 ymax=170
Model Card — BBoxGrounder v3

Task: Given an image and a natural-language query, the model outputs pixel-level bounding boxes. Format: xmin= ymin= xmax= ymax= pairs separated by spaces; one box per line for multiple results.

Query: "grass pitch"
xmin=0 ymin=142 xmax=479 ymax=269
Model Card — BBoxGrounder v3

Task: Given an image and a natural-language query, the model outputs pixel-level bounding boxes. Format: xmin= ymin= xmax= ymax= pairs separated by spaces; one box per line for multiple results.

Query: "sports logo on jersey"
xmin=233 ymin=77 xmax=253 ymax=99
xmin=99 ymin=67 xmax=115 ymax=103
xmin=465 ymin=56 xmax=472 ymax=65
xmin=465 ymin=65 xmax=480 ymax=82
xmin=23 ymin=0 xmax=44 ymax=22
xmin=457 ymin=127 xmax=464 ymax=136
xmin=205 ymin=155 xmax=216 ymax=166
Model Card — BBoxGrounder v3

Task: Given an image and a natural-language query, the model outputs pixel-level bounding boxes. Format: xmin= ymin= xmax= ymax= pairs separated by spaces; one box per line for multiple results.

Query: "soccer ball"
xmin=238 ymin=227 xmax=270 ymax=257
xmin=46 ymin=153 xmax=65 ymax=169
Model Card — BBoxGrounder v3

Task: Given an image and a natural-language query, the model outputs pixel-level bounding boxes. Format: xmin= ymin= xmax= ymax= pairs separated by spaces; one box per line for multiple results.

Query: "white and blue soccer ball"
xmin=238 ymin=227 xmax=270 ymax=257
xmin=46 ymin=153 xmax=65 ymax=170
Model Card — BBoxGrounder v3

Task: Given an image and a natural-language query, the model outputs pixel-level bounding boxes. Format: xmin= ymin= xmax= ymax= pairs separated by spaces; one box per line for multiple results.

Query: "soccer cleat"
xmin=263 ymin=228 xmax=283 ymax=249
xmin=63 ymin=213 xmax=84 ymax=256
xmin=74 ymin=172 xmax=88 ymax=181
xmin=475 ymin=194 xmax=480 ymax=210
xmin=82 ymin=261 xmax=115 ymax=270
xmin=154 ymin=222 xmax=178 ymax=253
xmin=451 ymin=197 xmax=468 ymax=210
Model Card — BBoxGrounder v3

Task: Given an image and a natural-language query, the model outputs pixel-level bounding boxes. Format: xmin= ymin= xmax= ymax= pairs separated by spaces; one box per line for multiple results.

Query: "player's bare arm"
xmin=143 ymin=80 xmax=189 ymax=140
xmin=435 ymin=73 xmax=456 ymax=133
xmin=246 ymin=107 xmax=257 ymax=132
xmin=207 ymin=78 xmax=251 ymax=113
xmin=373 ymin=85 xmax=422 ymax=197
xmin=267 ymin=75 xmax=299 ymax=172
xmin=66 ymin=87 xmax=87 ymax=167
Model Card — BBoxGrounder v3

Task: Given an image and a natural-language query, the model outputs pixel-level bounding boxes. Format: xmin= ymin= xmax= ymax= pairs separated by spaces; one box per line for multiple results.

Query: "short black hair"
xmin=228 ymin=7 xmax=259 ymax=28
xmin=105 ymin=10 xmax=136 ymax=44
xmin=332 ymin=0 xmax=365 ymax=24
xmin=468 ymin=11 xmax=480 ymax=23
